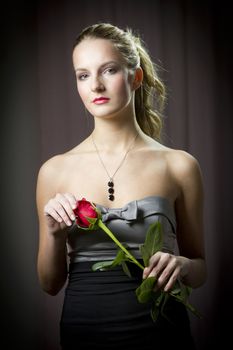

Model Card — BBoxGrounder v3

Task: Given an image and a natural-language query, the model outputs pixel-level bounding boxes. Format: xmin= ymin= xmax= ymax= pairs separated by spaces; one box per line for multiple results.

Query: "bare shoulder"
xmin=164 ymin=147 xmax=204 ymax=198
xmin=36 ymin=154 xmax=68 ymax=200
xmin=149 ymin=139 xmax=201 ymax=173
xmin=38 ymin=153 xmax=67 ymax=182
xmin=38 ymin=140 xmax=88 ymax=180
xmin=166 ymin=148 xmax=202 ymax=177
xmin=36 ymin=139 xmax=91 ymax=196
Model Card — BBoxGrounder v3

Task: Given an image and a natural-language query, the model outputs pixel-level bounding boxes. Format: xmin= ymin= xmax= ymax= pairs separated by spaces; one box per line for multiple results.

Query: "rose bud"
xmin=73 ymin=198 xmax=100 ymax=230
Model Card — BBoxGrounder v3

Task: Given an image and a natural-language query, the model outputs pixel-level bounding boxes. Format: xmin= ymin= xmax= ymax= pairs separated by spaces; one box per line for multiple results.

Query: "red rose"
xmin=73 ymin=198 xmax=99 ymax=229
xmin=73 ymin=198 xmax=143 ymax=269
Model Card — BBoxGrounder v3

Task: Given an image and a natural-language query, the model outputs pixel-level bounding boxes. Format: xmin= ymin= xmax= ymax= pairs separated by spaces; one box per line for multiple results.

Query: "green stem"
xmin=98 ymin=220 xmax=144 ymax=270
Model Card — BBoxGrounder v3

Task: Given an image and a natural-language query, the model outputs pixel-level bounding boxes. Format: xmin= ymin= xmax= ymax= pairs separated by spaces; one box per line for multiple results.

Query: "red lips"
xmin=93 ymin=97 xmax=110 ymax=104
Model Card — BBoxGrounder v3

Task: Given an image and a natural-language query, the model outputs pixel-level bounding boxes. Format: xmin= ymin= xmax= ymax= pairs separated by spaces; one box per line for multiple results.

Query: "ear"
xmin=132 ymin=67 xmax=143 ymax=90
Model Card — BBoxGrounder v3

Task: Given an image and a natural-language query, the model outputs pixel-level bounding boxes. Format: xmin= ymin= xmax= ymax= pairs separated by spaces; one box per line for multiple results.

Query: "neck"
xmin=91 ymin=114 xmax=141 ymax=153
xmin=90 ymin=114 xmax=141 ymax=202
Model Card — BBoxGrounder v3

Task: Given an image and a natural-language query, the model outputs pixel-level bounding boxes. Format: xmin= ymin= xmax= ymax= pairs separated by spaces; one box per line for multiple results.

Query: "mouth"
xmin=93 ymin=97 xmax=110 ymax=104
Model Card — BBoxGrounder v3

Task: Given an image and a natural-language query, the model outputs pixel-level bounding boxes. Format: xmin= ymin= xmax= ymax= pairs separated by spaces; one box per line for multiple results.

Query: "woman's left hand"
xmin=142 ymin=252 xmax=190 ymax=292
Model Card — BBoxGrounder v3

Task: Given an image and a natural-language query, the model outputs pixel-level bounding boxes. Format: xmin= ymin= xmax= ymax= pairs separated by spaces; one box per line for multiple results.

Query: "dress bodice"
xmin=67 ymin=196 xmax=177 ymax=263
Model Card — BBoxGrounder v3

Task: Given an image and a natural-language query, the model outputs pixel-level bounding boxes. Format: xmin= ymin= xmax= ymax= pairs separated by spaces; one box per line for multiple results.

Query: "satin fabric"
xmin=67 ymin=196 xmax=176 ymax=262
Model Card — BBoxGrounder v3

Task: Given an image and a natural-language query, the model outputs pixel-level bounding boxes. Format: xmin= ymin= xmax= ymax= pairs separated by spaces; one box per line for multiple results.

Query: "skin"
xmin=36 ymin=38 xmax=207 ymax=296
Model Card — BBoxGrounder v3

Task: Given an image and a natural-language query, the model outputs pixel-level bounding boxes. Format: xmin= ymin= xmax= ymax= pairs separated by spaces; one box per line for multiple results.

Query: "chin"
xmin=91 ymin=104 xmax=130 ymax=120
xmin=94 ymin=112 xmax=122 ymax=120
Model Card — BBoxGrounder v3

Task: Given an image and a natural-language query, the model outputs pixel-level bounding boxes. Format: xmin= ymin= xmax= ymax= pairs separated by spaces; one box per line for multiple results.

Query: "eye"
xmin=77 ymin=73 xmax=89 ymax=81
xmin=103 ymin=67 xmax=117 ymax=75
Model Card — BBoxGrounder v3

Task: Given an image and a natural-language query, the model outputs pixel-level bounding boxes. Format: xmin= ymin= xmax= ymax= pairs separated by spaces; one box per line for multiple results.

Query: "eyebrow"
xmin=74 ymin=61 xmax=119 ymax=72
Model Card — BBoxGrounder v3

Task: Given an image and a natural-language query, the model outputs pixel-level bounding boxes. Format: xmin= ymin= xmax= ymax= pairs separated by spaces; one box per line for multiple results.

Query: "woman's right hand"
xmin=43 ymin=193 xmax=77 ymax=234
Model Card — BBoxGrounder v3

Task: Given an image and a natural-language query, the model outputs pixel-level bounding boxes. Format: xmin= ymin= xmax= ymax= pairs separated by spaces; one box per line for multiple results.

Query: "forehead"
xmin=72 ymin=38 xmax=124 ymax=69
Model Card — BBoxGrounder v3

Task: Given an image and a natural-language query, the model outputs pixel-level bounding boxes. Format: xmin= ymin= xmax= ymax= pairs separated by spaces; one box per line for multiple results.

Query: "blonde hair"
xmin=73 ymin=23 xmax=166 ymax=140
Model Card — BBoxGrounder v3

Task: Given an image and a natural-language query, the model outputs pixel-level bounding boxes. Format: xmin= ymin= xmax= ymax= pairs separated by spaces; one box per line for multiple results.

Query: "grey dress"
xmin=67 ymin=196 xmax=177 ymax=262
xmin=60 ymin=196 xmax=195 ymax=350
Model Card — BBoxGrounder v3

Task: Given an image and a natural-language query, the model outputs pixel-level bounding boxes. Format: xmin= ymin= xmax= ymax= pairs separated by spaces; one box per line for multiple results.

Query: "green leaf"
xmin=86 ymin=217 xmax=98 ymax=224
xmin=92 ymin=260 xmax=115 ymax=271
xmin=91 ymin=249 xmax=132 ymax=272
xmin=150 ymin=291 xmax=164 ymax=322
xmin=112 ymin=249 xmax=128 ymax=265
xmin=169 ymin=281 xmax=182 ymax=295
xmin=180 ymin=284 xmax=192 ymax=301
xmin=121 ymin=261 xmax=132 ymax=277
xmin=151 ymin=301 xmax=160 ymax=322
xmin=140 ymin=221 xmax=163 ymax=266
xmin=85 ymin=216 xmax=99 ymax=230
xmin=168 ymin=281 xmax=202 ymax=319
xmin=170 ymin=281 xmax=191 ymax=302
xmin=135 ymin=277 xmax=157 ymax=303
xmin=160 ymin=292 xmax=172 ymax=323
xmin=170 ymin=289 xmax=202 ymax=319
xmin=184 ymin=301 xmax=203 ymax=318
xmin=154 ymin=290 xmax=164 ymax=307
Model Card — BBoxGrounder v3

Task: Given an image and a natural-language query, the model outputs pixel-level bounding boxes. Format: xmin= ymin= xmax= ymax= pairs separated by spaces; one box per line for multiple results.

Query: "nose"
xmin=91 ymin=75 xmax=105 ymax=92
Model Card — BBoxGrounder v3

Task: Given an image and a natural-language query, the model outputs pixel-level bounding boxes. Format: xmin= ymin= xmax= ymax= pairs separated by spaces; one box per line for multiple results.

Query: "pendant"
xmin=108 ymin=179 xmax=115 ymax=201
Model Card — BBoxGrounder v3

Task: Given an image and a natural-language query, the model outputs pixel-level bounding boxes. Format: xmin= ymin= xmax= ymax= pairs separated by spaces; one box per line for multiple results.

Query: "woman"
xmin=36 ymin=23 xmax=206 ymax=349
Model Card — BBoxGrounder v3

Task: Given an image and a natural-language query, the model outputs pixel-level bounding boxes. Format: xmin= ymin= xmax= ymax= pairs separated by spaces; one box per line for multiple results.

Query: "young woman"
xmin=36 ymin=23 xmax=206 ymax=349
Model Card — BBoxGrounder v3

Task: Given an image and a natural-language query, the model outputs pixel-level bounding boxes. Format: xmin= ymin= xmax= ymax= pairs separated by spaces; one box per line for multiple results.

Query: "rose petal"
xmin=74 ymin=198 xmax=98 ymax=228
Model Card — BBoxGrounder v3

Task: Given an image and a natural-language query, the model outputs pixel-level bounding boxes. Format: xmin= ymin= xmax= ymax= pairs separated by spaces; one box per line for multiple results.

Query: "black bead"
xmin=109 ymin=194 xmax=115 ymax=201
xmin=108 ymin=181 xmax=114 ymax=187
xmin=108 ymin=187 xmax=114 ymax=194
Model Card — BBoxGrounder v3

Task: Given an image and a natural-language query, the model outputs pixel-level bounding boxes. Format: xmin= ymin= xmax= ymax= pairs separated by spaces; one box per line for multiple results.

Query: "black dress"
xmin=60 ymin=196 xmax=196 ymax=349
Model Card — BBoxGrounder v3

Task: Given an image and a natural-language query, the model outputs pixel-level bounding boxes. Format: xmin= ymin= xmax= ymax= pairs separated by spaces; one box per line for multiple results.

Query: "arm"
xmin=36 ymin=158 xmax=77 ymax=295
xmin=143 ymin=151 xmax=207 ymax=291
xmin=174 ymin=151 xmax=206 ymax=288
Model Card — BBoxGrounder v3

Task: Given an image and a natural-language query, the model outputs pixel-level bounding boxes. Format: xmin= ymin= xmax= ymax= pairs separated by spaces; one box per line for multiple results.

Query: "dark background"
xmin=1 ymin=0 xmax=232 ymax=349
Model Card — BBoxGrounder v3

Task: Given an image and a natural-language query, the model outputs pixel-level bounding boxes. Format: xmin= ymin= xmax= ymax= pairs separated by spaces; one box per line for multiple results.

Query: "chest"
xmin=58 ymin=153 xmax=178 ymax=207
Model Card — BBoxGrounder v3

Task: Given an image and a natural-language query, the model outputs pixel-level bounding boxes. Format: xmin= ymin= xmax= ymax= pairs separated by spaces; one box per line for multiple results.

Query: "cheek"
xmin=113 ymin=76 xmax=132 ymax=96
xmin=76 ymin=83 xmax=87 ymax=102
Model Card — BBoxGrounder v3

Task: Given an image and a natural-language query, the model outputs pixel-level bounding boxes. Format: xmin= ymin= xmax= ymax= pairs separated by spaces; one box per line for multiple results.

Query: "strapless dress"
xmin=66 ymin=196 xmax=177 ymax=262
xmin=60 ymin=196 xmax=195 ymax=350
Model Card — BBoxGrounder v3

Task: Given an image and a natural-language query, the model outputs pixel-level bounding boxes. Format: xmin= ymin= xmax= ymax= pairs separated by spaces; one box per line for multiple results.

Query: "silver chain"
xmin=91 ymin=132 xmax=138 ymax=181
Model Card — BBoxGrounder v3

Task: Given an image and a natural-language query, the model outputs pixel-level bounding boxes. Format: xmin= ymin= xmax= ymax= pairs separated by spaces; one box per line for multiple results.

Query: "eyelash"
xmin=77 ymin=67 xmax=118 ymax=81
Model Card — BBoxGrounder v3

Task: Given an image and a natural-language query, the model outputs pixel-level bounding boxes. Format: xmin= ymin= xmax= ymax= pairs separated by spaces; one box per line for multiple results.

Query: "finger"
xmin=47 ymin=200 xmax=72 ymax=226
xmin=63 ymin=193 xmax=78 ymax=210
xmin=56 ymin=194 xmax=76 ymax=222
xmin=163 ymin=267 xmax=180 ymax=292
xmin=143 ymin=267 xmax=150 ymax=279
xmin=148 ymin=253 xmax=172 ymax=279
xmin=143 ymin=253 xmax=161 ymax=279
xmin=44 ymin=206 xmax=63 ymax=223
xmin=44 ymin=209 xmax=67 ymax=231
xmin=156 ymin=258 xmax=177 ymax=290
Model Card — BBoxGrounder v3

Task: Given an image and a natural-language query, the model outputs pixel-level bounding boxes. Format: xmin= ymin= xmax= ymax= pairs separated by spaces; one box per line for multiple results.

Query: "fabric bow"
xmin=100 ymin=200 xmax=138 ymax=223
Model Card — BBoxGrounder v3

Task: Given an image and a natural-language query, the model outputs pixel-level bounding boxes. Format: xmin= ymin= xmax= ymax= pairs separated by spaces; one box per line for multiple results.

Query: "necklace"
xmin=91 ymin=132 xmax=138 ymax=201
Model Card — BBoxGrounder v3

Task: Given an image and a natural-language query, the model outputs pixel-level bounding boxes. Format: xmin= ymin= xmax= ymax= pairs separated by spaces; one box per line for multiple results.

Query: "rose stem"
xmin=98 ymin=220 xmax=144 ymax=270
